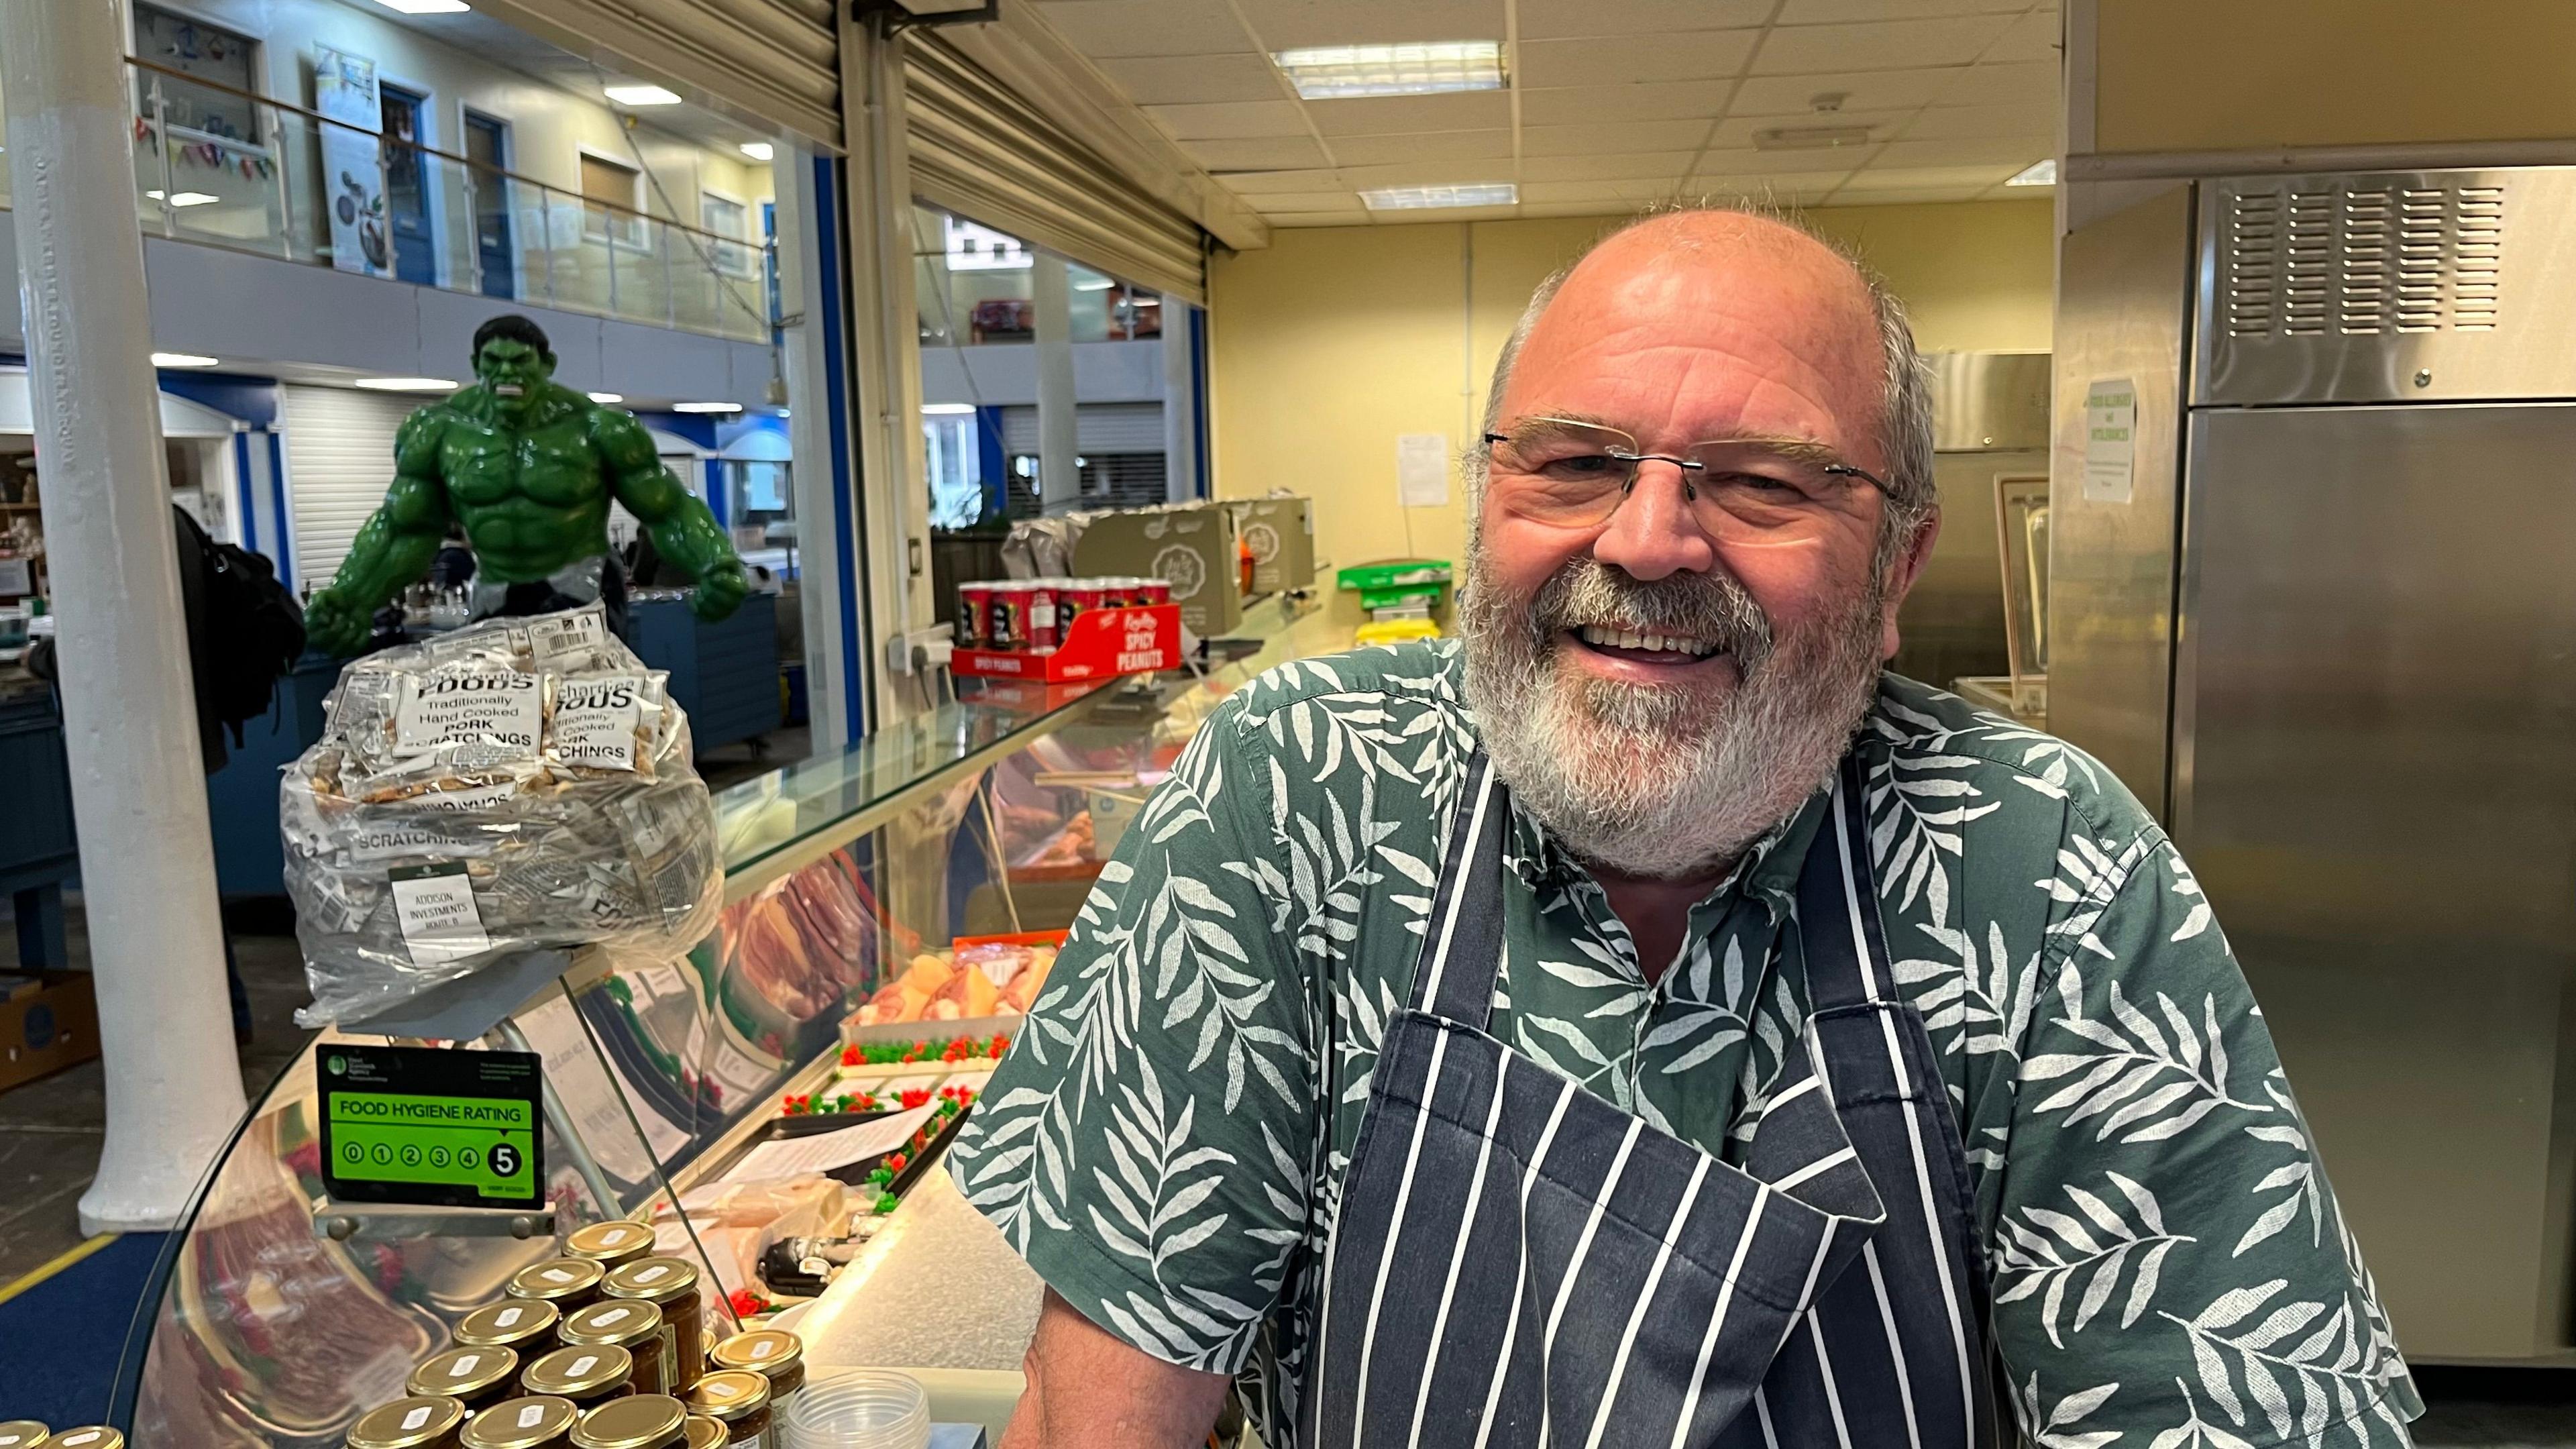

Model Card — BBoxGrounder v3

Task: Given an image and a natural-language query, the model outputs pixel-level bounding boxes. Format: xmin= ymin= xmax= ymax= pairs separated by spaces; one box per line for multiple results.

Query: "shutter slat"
xmin=282 ymin=386 xmax=418 ymax=588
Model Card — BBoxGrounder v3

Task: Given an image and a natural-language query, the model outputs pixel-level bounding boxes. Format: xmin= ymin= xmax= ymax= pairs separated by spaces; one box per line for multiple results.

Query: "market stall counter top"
xmin=107 ymin=592 xmax=1358 ymax=1444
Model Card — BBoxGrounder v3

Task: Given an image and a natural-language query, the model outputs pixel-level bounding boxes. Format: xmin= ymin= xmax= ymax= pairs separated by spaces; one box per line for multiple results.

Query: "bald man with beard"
xmin=948 ymin=208 xmax=2422 ymax=1449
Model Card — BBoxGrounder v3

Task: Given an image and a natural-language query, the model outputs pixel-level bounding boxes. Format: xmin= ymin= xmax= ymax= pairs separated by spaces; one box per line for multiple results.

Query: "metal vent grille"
xmin=2222 ymin=181 xmax=2506 ymax=337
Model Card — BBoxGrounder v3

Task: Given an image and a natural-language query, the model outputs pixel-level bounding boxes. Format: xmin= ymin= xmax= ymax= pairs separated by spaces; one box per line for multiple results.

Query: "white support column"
xmin=1161 ymin=305 xmax=1200 ymax=502
xmin=3 ymin=0 xmax=248 ymax=1231
xmin=1031 ymin=254 xmax=1080 ymax=513
xmin=773 ymin=142 xmax=853 ymax=750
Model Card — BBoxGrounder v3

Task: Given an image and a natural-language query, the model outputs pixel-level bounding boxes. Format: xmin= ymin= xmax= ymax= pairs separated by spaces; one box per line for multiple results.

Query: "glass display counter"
xmin=117 ymin=594 xmax=1356 ymax=1444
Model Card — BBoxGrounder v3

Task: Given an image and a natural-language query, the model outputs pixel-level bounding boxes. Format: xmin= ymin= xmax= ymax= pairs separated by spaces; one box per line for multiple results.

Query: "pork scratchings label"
xmin=394 ymin=671 xmax=543 ymax=759
xmin=549 ymin=674 xmax=647 ymax=771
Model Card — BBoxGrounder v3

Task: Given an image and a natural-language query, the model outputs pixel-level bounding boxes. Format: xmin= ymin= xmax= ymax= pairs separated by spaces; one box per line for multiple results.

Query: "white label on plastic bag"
xmin=412 ymin=779 xmax=524 ymax=813
xmin=518 ymin=1403 xmax=547 ymax=1428
xmin=977 ymin=955 xmax=1021 ymax=987
xmin=394 ymin=672 xmax=541 ymax=757
xmin=527 ymin=610 xmax=607 ymax=667
xmin=551 ymin=676 xmax=645 ymax=770
xmin=388 ymin=864 xmax=492 ymax=966
xmin=350 ymin=823 xmax=491 ymax=865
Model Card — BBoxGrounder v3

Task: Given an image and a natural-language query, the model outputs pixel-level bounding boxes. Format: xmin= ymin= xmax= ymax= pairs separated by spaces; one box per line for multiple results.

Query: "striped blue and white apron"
xmin=1302 ymin=753 xmax=1994 ymax=1448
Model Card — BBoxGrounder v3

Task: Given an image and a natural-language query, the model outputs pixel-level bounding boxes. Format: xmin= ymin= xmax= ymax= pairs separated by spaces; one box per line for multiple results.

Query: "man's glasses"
xmin=1481 ymin=417 xmax=1888 ymax=538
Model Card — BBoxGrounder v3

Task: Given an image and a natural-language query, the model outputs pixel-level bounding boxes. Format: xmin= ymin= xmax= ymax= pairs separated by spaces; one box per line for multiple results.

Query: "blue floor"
xmin=0 ymin=1233 xmax=168 ymax=1430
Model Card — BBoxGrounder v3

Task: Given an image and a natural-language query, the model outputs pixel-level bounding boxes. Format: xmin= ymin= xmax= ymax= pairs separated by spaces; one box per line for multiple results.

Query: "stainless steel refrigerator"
xmin=2053 ymin=168 xmax=2576 ymax=1362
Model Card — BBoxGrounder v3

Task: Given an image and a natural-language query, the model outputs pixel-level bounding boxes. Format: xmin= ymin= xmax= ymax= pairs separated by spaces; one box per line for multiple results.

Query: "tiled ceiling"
xmin=1031 ymin=0 xmax=2059 ymax=227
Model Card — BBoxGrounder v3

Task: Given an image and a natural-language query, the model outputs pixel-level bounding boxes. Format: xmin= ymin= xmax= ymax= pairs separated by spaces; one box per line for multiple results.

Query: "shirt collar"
xmin=1498 ymin=775 xmax=1832 ymax=922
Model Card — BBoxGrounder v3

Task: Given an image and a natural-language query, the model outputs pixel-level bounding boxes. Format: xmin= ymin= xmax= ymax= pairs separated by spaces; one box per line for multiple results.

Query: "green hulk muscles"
xmin=303 ymin=322 xmax=750 ymax=655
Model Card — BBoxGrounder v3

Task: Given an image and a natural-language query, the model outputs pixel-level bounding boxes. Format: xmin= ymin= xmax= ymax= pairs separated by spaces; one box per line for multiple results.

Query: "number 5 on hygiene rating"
xmin=325 ymin=1090 xmax=538 ymax=1199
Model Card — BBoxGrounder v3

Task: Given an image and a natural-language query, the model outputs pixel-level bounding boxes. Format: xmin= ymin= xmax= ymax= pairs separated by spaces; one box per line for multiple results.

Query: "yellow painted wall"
xmin=1208 ymin=200 xmax=2057 ymax=577
xmin=2095 ymin=0 xmax=2576 ymax=153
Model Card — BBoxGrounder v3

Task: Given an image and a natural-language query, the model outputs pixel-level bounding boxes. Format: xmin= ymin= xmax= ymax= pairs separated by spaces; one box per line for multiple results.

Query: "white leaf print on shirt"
xmin=2023 ymin=967 xmax=2271 ymax=1144
xmin=2018 ymin=1375 xmax=2126 ymax=1449
xmin=2162 ymin=1279 xmax=2399 ymax=1447
xmin=1996 ymin=1172 xmax=2195 ymax=1348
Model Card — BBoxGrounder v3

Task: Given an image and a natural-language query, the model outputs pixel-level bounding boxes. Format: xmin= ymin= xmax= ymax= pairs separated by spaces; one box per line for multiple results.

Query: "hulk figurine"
xmin=303 ymin=315 xmax=750 ymax=655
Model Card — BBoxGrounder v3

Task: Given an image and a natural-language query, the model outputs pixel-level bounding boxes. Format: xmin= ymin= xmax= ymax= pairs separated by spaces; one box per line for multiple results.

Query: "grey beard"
xmin=1459 ymin=551 xmax=1886 ymax=879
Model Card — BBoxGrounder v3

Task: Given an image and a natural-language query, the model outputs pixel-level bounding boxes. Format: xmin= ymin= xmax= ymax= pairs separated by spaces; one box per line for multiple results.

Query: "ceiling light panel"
xmin=2005 ymin=158 xmax=2057 ymax=186
xmin=604 ymin=84 xmax=682 ymax=106
xmin=738 ymin=142 xmax=773 ymax=161
xmin=671 ymin=401 xmax=742 ymax=413
xmin=588 ymin=391 xmax=625 ymax=403
xmin=1516 ymin=0 xmax=1774 ymax=39
xmin=1273 ymin=42 xmax=1504 ymax=100
xmin=1358 ymin=182 xmax=1517 ymax=211
xmin=353 ymin=377 xmax=458 ymax=392
xmin=152 ymin=353 xmax=220 ymax=368
xmin=375 ymin=0 xmax=472 ymax=12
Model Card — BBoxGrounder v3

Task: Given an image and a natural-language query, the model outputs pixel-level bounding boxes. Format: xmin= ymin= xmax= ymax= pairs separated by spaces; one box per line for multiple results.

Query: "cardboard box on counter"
xmin=1239 ymin=497 xmax=1316 ymax=594
xmin=1074 ymin=502 xmax=1242 ymax=637
xmin=0 ymin=970 xmax=99 ymax=1093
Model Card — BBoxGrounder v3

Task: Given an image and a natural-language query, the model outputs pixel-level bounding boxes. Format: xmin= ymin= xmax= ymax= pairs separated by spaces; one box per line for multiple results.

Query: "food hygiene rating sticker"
xmin=319 ymin=1043 xmax=545 ymax=1210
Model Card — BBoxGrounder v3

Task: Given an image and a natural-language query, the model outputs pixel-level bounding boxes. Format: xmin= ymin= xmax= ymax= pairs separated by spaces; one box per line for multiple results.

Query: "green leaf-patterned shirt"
xmin=949 ymin=641 xmax=2422 ymax=1447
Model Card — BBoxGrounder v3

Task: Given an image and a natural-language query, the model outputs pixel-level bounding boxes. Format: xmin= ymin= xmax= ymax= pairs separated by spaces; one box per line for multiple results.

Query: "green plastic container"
xmin=1357 ymin=583 xmax=1444 ymax=610
xmin=1336 ymin=560 xmax=1453 ymax=592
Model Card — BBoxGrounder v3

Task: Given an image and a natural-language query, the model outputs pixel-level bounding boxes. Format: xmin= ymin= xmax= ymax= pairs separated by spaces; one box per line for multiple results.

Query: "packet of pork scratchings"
xmin=282 ymin=604 xmax=723 ymax=1026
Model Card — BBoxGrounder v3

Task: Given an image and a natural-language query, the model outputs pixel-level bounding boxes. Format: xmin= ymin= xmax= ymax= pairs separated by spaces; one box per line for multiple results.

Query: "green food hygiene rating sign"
xmin=320 ymin=1043 xmax=545 ymax=1210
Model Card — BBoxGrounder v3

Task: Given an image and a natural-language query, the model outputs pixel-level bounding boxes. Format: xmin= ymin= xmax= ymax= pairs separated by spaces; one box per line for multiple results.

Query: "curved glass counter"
xmin=117 ymin=594 xmax=1357 ymax=1442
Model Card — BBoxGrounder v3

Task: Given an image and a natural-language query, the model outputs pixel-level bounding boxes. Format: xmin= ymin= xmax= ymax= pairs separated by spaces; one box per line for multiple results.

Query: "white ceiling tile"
xmin=1517 ymin=0 xmax=1772 ymax=39
xmin=1236 ymin=0 xmax=1507 ymax=50
xmin=1330 ymin=129 xmax=1517 ymax=164
xmin=1729 ymin=67 xmax=1961 ymax=116
xmin=1868 ymin=137 xmax=2043 ymax=169
xmin=1814 ymin=186 xmax=1996 ymax=206
xmin=1898 ymin=99 xmax=2056 ymax=142
xmin=1691 ymin=146 xmax=1883 ymax=176
xmin=1521 ymin=119 xmax=1715 ymax=156
xmin=1518 ymin=151 xmax=1695 ymax=181
xmin=1146 ymin=99 xmax=1312 ymax=140
xmin=1338 ymin=160 xmax=1523 ymax=189
xmin=1774 ymin=0 xmax=2026 ymax=20
xmin=1369 ymin=203 xmax=1523 ymax=223
xmin=1033 ymin=0 xmax=1256 ymax=59
xmin=1517 ymin=31 xmax=1760 ymax=89
xmin=1684 ymin=168 xmax=1858 ymax=199
xmin=1214 ymin=167 xmax=1344 ymax=193
xmin=1183 ymin=136 xmax=1334 ymax=169
xmin=1753 ymin=16 xmax=2013 ymax=74
xmin=1246 ymin=191 xmax=1363 ymax=211
xmin=1518 ymin=200 xmax=1643 ymax=218
xmin=1307 ymin=91 xmax=1513 ymax=136
xmin=1837 ymin=162 xmax=2025 ymax=190
xmin=1983 ymin=10 xmax=2062 ymax=64
xmin=1520 ymin=79 xmax=1735 ymax=124
xmin=1704 ymin=110 xmax=1913 ymax=152
xmin=1520 ymin=177 xmax=1687 ymax=204
xmin=1094 ymin=53 xmax=1285 ymax=106
xmin=1933 ymin=59 xmax=2057 ymax=105
xmin=1268 ymin=212 xmax=1369 ymax=227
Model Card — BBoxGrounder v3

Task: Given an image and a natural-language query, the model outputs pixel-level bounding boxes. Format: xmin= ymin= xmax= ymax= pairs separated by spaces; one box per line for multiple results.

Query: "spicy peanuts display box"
xmin=951 ymin=603 xmax=1181 ymax=682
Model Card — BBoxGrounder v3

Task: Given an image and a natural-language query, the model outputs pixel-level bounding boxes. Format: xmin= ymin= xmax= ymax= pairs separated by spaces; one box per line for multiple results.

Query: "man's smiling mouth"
xmin=1570 ymin=622 xmax=1724 ymax=665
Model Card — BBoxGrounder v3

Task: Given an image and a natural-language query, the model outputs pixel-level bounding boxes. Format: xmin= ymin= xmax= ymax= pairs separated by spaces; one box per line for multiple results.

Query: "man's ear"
xmin=1877 ymin=506 xmax=1941 ymax=663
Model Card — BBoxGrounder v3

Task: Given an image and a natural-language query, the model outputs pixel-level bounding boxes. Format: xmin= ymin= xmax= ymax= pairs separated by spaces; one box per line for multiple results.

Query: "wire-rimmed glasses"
xmin=1481 ymin=416 xmax=1888 ymax=538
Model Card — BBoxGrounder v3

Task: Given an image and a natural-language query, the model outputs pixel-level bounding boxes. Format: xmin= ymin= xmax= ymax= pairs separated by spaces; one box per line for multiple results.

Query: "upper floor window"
xmin=580 ymin=152 xmax=643 ymax=248
xmin=700 ymin=192 xmax=752 ymax=276
xmin=131 ymin=3 xmax=258 ymax=142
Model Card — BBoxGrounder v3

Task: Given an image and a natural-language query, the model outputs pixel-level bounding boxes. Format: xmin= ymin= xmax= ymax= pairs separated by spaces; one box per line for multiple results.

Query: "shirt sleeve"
xmin=947 ymin=701 xmax=1316 ymax=1374
xmin=1992 ymin=833 xmax=2424 ymax=1447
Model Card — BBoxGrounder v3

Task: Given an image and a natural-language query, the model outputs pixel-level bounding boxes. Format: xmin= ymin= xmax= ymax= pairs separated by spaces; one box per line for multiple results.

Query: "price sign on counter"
xmin=320 ymin=1043 xmax=545 ymax=1210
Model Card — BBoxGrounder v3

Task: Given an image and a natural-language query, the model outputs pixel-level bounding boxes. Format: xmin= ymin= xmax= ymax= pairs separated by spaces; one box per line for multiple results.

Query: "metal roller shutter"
xmin=904 ymin=33 xmax=1207 ymax=305
xmin=1000 ymin=402 xmax=1167 ymax=453
xmin=282 ymin=385 xmax=417 ymax=588
xmin=481 ymin=0 xmax=839 ymax=148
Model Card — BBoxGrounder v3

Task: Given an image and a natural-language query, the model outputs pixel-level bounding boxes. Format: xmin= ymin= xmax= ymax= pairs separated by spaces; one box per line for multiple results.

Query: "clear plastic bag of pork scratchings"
xmin=281 ymin=603 xmax=723 ymax=1027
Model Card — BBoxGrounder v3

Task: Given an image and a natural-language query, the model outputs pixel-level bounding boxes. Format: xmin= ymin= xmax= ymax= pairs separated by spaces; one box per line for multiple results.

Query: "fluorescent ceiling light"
xmin=152 ymin=353 xmax=220 ymax=368
xmin=739 ymin=142 xmax=774 ymax=162
xmin=1752 ymin=125 xmax=1872 ymax=151
xmin=374 ymin=0 xmax=471 ymax=12
xmin=1359 ymin=182 xmax=1516 ymax=211
xmin=1273 ymin=41 xmax=1503 ymax=99
xmin=145 ymin=189 xmax=220 ymax=207
xmin=1073 ymin=278 xmax=1114 ymax=291
xmin=920 ymin=402 xmax=975 ymax=416
xmin=2005 ymin=158 xmax=2058 ymax=186
xmin=671 ymin=401 xmax=741 ymax=413
xmin=353 ymin=376 xmax=458 ymax=392
xmin=604 ymin=84 xmax=682 ymax=107
xmin=587 ymin=391 xmax=625 ymax=404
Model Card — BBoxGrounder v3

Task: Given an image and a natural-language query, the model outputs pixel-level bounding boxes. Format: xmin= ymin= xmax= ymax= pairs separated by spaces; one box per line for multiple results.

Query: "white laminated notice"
xmin=394 ymin=672 xmax=542 ymax=757
xmin=388 ymin=864 xmax=493 ymax=966
xmin=550 ymin=676 xmax=645 ymax=770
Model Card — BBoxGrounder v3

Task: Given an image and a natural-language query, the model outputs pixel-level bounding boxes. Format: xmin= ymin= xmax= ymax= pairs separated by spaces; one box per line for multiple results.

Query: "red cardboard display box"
xmin=953 ymin=603 xmax=1180 ymax=682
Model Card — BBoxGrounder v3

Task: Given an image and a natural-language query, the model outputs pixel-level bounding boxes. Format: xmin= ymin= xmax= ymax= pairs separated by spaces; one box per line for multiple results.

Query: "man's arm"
xmin=591 ymin=406 xmax=748 ymax=621
xmin=1002 ymin=1291 xmax=1232 ymax=1449
xmin=305 ymin=410 xmax=450 ymax=654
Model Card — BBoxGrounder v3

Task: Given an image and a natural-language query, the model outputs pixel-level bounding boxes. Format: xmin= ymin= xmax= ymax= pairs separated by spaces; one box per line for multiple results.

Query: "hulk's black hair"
xmin=472 ymin=314 xmax=553 ymax=362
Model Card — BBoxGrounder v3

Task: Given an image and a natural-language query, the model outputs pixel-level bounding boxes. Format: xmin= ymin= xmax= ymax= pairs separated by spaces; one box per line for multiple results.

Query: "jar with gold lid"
xmin=601 ymin=1258 xmax=702 ymax=1393
xmin=0 ymin=1421 xmax=48 ymax=1448
xmin=46 ymin=1434 xmax=117 ymax=1449
xmin=456 ymin=1298 xmax=561 ymax=1356
xmin=521 ymin=1345 xmax=635 ymax=1411
xmin=458 ymin=1395 xmax=581 ymax=1449
xmin=680 ymin=1419 xmax=725 ymax=1449
xmin=407 ymin=1346 xmax=521 ymax=1413
xmin=681 ymin=1371 xmax=771 ymax=1447
xmin=559 ymin=1299 xmax=670 ymax=1397
xmin=562 ymin=1221 xmax=657 ymax=1272
xmin=569 ymin=1395 xmax=687 ymax=1449
xmin=347 ymin=1396 xmax=468 ymax=1449
xmin=507 ymin=1258 xmax=606 ymax=1311
xmin=705 ymin=1331 xmax=802 ymax=1414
